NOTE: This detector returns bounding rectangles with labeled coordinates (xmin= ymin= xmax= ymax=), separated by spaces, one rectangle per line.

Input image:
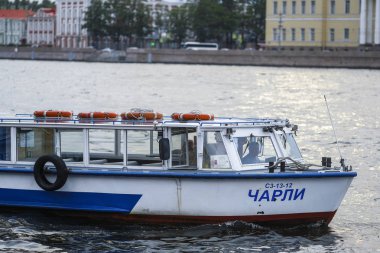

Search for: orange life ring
xmin=121 ymin=112 xmax=163 ymax=120
xmin=171 ymin=112 xmax=214 ymax=121
xmin=77 ymin=112 xmax=118 ymax=120
xmin=34 ymin=110 xmax=72 ymax=118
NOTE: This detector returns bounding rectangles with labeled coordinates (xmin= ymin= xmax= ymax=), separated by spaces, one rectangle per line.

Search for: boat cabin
xmin=0 ymin=112 xmax=302 ymax=171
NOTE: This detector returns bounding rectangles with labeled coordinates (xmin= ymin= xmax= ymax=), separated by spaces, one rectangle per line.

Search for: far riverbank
xmin=1 ymin=47 xmax=380 ymax=69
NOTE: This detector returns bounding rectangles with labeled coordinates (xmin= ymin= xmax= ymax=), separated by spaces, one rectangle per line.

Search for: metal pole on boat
xmin=324 ymin=95 xmax=345 ymax=169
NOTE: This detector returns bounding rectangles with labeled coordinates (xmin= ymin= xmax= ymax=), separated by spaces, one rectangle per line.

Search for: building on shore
xmin=0 ymin=10 xmax=34 ymax=46
xmin=27 ymin=8 xmax=56 ymax=47
xmin=55 ymin=0 xmax=90 ymax=49
xmin=265 ymin=0 xmax=361 ymax=48
xmin=360 ymin=0 xmax=380 ymax=45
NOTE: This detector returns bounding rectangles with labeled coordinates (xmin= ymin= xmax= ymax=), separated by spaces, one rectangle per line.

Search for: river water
xmin=0 ymin=60 xmax=379 ymax=252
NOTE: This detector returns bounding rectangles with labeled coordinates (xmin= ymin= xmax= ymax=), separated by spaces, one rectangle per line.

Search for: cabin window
xmin=127 ymin=130 xmax=160 ymax=166
xmin=279 ymin=133 xmax=302 ymax=159
xmin=59 ymin=129 xmax=84 ymax=163
xmin=89 ymin=129 xmax=123 ymax=165
xmin=202 ymin=131 xmax=230 ymax=169
xmin=234 ymin=136 xmax=277 ymax=165
xmin=0 ymin=127 xmax=11 ymax=161
xmin=171 ymin=128 xmax=197 ymax=167
xmin=17 ymin=128 xmax=54 ymax=162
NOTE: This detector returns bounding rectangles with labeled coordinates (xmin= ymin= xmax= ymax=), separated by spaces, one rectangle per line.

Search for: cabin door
xmin=169 ymin=127 xmax=197 ymax=168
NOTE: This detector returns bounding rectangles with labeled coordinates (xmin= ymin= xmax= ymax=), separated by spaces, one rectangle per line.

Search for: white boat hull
xmin=0 ymin=168 xmax=356 ymax=225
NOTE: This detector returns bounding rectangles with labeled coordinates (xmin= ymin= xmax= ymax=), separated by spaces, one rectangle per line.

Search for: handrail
xmin=0 ymin=115 xmax=291 ymax=128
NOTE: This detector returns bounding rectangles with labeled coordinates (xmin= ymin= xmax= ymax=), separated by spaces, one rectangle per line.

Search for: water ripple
xmin=0 ymin=60 xmax=379 ymax=252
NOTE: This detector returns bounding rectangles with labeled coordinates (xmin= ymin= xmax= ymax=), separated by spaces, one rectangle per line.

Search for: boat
xmin=0 ymin=110 xmax=356 ymax=225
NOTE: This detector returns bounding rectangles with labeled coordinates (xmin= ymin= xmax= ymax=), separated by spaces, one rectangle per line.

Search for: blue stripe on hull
xmin=0 ymin=188 xmax=142 ymax=213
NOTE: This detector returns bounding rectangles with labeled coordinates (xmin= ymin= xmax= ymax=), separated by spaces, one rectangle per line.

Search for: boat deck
xmin=0 ymin=164 xmax=357 ymax=179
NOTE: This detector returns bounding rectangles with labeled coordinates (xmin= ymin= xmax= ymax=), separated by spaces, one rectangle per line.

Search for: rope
xmin=130 ymin=108 xmax=153 ymax=113
xmin=190 ymin=110 xmax=202 ymax=114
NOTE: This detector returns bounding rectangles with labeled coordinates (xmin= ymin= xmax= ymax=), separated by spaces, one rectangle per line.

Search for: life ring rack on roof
xmin=34 ymin=110 xmax=72 ymax=119
xmin=77 ymin=112 xmax=118 ymax=120
xmin=120 ymin=108 xmax=163 ymax=121
xmin=171 ymin=111 xmax=214 ymax=121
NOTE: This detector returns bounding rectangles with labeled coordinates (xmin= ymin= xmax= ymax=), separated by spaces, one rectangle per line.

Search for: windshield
xmin=279 ymin=133 xmax=302 ymax=159
xmin=233 ymin=136 xmax=277 ymax=165
xmin=202 ymin=131 xmax=231 ymax=169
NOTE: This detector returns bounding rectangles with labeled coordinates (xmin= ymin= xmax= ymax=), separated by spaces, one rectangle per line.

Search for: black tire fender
xmin=34 ymin=154 xmax=69 ymax=191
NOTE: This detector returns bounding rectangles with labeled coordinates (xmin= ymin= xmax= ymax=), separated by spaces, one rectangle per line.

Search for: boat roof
xmin=0 ymin=114 xmax=292 ymax=129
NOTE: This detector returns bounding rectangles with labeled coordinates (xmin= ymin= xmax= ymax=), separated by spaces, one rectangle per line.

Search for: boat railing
xmin=199 ymin=117 xmax=290 ymax=128
xmin=0 ymin=117 xmax=161 ymax=126
xmin=0 ymin=115 xmax=291 ymax=128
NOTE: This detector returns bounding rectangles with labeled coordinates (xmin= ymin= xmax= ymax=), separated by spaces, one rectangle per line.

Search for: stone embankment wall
xmin=0 ymin=47 xmax=95 ymax=61
xmin=1 ymin=47 xmax=380 ymax=69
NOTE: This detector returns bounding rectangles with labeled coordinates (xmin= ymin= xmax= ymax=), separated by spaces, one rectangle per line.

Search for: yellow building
xmin=265 ymin=0 xmax=360 ymax=48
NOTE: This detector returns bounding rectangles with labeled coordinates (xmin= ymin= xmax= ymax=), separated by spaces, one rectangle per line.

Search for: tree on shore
xmin=40 ymin=0 xmax=54 ymax=8
xmin=82 ymin=0 xmax=266 ymax=49
xmin=192 ymin=0 xmax=222 ymax=43
xmin=243 ymin=0 xmax=266 ymax=46
xmin=104 ymin=0 xmax=130 ymax=46
xmin=220 ymin=0 xmax=239 ymax=48
xmin=192 ymin=0 xmax=242 ymax=48
xmin=169 ymin=4 xmax=192 ymax=47
xmin=83 ymin=0 xmax=152 ymax=48
xmin=82 ymin=0 xmax=108 ymax=48
xmin=133 ymin=0 xmax=152 ymax=47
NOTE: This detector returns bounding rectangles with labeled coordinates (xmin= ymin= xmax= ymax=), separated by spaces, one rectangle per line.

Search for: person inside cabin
xmin=242 ymin=142 xmax=261 ymax=164
xmin=188 ymin=140 xmax=196 ymax=166
xmin=237 ymin=137 xmax=246 ymax=158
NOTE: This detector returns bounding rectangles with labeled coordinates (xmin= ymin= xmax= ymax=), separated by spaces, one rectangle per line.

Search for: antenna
xmin=324 ymin=95 xmax=345 ymax=168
